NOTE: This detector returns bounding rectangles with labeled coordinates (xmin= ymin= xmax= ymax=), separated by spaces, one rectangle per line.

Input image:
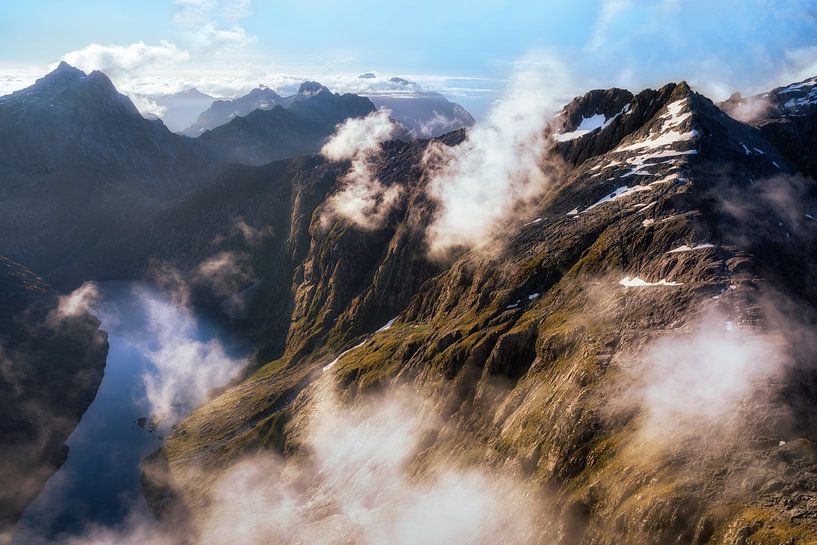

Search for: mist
xmin=610 ymin=309 xmax=792 ymax=450
xmin=54 ymin=382 xmax=541 ymax=545
xmin=129 ymin=284 xmax=245 ymax=428
xmin=422 ymin=60 xmax=568 ymax=257
xmin=320 ymin=110 xmax=403 ymax=230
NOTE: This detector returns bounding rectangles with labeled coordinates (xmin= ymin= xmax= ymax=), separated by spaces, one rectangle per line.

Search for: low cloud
xmin=320 ymin=110 xmax=403 ymax=230
xmin=422 ymin=59 xmax=569 ymax=257
xmin=230 ymin=216 xmax=272 ymax=245
xmin=51 ymin=282 xmax=100 ymax=321
xmin=610 ymin=310 xmax=792 ymax=449
xmin=132 ymin=284 xmax=244 ymax=428
xmin=720 ymin=93 xmax=773 ymax=123
xmin=59 ymin=383 xmax=540 ymax=545
xmin=194 ymin=251 xmax=254 ymax=297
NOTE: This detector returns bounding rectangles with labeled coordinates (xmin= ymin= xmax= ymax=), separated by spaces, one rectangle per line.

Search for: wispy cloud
xmin=320 ymin=110 xmax=403 ymax=230
xmin=422 ymin=56 xmax=570 ymax=257
xmin=61 ymin=383 xmax=542 ymax=545
xmin=62 ymin=42 xmax=190 ymax=79
xmin=172 ymin=0 xmax=256 ymax=50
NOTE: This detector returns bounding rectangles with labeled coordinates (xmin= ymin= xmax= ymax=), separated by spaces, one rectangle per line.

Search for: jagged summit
xmin=1 ymin=61 xmax=140 ymax=117
xmin=44 ymin=60 xmax=85 ymax=80
xmin=297 ymin=81 xmax=330 ymax=95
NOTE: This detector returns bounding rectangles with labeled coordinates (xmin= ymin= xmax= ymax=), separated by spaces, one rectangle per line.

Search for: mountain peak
xmin=298 ymin=81 xmax=329 ymax=95
xmin=35 ymin=61 xmax=86 ymax=87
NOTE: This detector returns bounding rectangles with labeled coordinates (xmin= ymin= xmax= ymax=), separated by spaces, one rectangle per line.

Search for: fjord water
xmin=14 ymin=282 xmax=247 ymax=544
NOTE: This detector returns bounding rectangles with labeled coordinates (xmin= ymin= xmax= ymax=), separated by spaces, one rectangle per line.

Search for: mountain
xmin=182 ymin=80 xmax=475 ymax=140
xmin=368 ymin=91 xmax=476 ymax=137
xmin=0 ymin=256 xmax=106 ymax=542
xmin=0 ymin=63 xmax=216 ymax=282
xmin=135 ymin=79 xmax=817 ymax=543
xmin=139 ymin=88 xmax=215 ymax=132
xmin=196 ymin=85 xmax=376 ymax=165
xmin=0 ymin=62 xmax=207 ymax=188
xmin=6 ymin=62 xmax=817 ymax=543
xmin=0 ymin=65 xmax=379 ymax=284
xmin=720 ymin=76 xmax=817 ymax=179
xmin=181 ymin=86 xmax=283 ymax=137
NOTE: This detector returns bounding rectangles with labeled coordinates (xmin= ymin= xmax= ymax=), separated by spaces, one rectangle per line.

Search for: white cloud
xmin=321 ymin=109 xmax=396 ymax=161
xmin=422 ymin=56 xmax=571 ymax=256
xmin=63 ymin=384 xmax=541 ymax=545
xmin=51 ymin=282 xmax=101 ymax=320
xmin=585 ymin=0 xmax=634 ymax=52
xmin=612 ymin=311 xmax=791 ymax=447
xmin=133 ymin=285 xmax=244 ymax=428
xmin=321 ymin=110 xmax=403 ymax=230
xmin=173 ymin=0 xmax=256 ymax=51
xmin=782 ymin=46 xmax=817 ymax=84
xmin=62 ymin=41 xmax=190 ymax=79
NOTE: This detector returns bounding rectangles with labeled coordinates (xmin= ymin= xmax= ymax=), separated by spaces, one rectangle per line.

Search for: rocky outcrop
xmin=0 ymin=257 xmax=107 ymax=544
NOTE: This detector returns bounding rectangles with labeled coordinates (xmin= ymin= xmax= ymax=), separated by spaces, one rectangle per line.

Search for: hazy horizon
xmin=3 ymin=1 xmax=817 ymax=120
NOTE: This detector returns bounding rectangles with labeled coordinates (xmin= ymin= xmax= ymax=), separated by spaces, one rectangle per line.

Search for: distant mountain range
xmin=0 ymin=63 xmax=378 ymax=279
xmin=146 ymin=80 xmax=475 ymax=139
xmin=138 ymin=88 xmax=216 ymax=132
xmin=367 ymin=91 xmax=475 ymax=137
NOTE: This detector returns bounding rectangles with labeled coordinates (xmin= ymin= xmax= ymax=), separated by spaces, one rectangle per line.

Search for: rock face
xmin=145 ymin=79 xmax=817 ymax=543
xmin=0 ymin=257 xmax=107 ymax=544
xmin=721 ymin=77 xmax=817 ymax=180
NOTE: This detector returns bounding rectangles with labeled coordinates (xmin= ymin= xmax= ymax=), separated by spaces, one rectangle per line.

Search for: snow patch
xmin=554 ymin=105 xmax=629 ymax=142
xmin=668 ymin=243 xmax=715 ymax=253
xmin=376 ymin=317 xmax=398 ymax=332
xmin=618 ymin=276 xmax=683 ymax=288
xmin=323 ymin=339 xmax=368 ymax=372
xmin=584 ymin=174 xmax=678 ymax=213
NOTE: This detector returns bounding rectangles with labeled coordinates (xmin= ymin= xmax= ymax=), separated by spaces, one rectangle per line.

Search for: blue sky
xmin=2 ymin=0 xmax=817 ymax=117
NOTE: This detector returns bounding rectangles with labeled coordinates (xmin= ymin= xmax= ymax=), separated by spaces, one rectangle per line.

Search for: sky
xmin=2 ymin=0 xmax=817 ymax=117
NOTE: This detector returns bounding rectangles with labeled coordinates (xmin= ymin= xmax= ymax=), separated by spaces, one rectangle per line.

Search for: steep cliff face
xmin=0 ymin=257 xmax=107 ymax=544
xmin=148 ymin=80 xmax=817 ymax=543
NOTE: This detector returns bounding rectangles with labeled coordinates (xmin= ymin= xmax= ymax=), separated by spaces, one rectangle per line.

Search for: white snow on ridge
xmin=554 ymin=104 xmax=630 ymax=142
xmin=554 ymin=114 xmax=606 ymax=142
xmin=783 ymin=87 xmax=817 ymax=110
xmin=376 ymin=317 xmax=398 ymax=332
xmin=618 ymin=276 xmax=683 ymax=288
xmin=584 ymin=173 xmax=679 ymax=213
xmin=323 ymin=339 xmax=368 ymax=372
xmin=668 ymin=243 xmax=715 ymax=253
xmin=620 ymin=151 xmax=693 ymax=177
xmin=616 ymin=128 xmax=699 ymax=153
xmin=779 ymin=78 xmax=817 ymax=94
xmin=659 ymin=99 xmax=692 ymax=130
